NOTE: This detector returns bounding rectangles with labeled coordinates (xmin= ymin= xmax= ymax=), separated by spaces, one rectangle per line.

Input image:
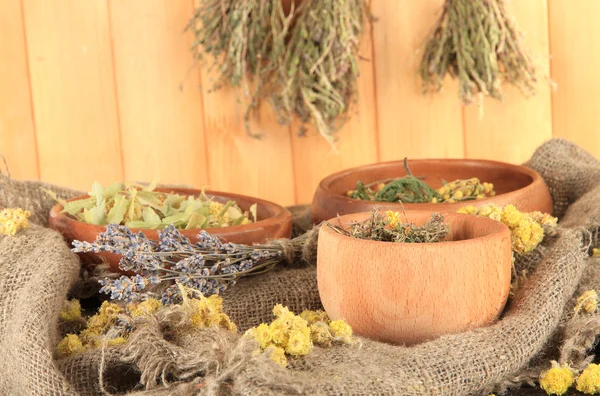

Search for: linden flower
xmin=0 ymin=207 xmax=31 ymax=236
xmin=57 ymin=334 xmax=85 ymax=358
xmin=60 ymin=299 xmax=82 ymax=322
xmin=285 ymin=327 xmax=312 ymax=356
xmin=128 ymin=298 xmax=162 ymax=317
xmin=208 ymin=201 xmax=224 ymax=216
xmin=574 ymin=290 xmax=598 ymax=314
xmin=576 ymin=363 xmax=600 ymax=394
xmin=386 ymin=211 xmax=402 ymax=228
xmin=539 ymin=361 xmax=575 ymax=396
xmin=254 ymin=323 xmax=272 ymax=349
xmin=265 ymin=346 xmax=288 ymax=367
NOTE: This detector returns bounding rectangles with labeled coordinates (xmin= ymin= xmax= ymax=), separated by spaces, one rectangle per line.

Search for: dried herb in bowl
xmin=43 ymin=181 xmax=256 ymax=229
xmin=347 ymin=158 xmax=496 ymax=204
xmin=327 ymin=209 xmax=450 ymax=243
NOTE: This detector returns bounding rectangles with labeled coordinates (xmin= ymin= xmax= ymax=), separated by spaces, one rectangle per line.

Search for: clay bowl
xmin=49 ymin=187 xmax=293 ymax=272
xmin=310 ymin=159 xmax=553 ymax=224
xmin=317 ymin=211 xmax=512 ymax=345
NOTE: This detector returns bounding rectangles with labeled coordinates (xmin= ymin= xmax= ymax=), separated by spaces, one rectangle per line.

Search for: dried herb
xmin=43 ymin=181 xmax=256 ymax=229
xmin=187 ymin=0 xmax=370 ymax=147
xmin=327 ymin=209 xmax=450 ymax=243
xmin=419 ymin=0 xmax=540 ymax=105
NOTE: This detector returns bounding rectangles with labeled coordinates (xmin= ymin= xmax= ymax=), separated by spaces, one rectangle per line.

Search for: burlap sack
xmin=1 ymin=138 xmax=600 ymax=396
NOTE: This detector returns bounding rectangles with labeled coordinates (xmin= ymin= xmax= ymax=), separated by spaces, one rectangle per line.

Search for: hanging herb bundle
xmin=419 ymin=0 xmax=539 ymax=104
xmin=187 ymin=0 xmax=369 ymax=147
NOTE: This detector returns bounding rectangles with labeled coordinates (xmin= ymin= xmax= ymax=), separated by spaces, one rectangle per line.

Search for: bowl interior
xmin=325 ymin=159 xmax=534 ymax=198
xmin=327 ymin=211 xmax=509 ymax=244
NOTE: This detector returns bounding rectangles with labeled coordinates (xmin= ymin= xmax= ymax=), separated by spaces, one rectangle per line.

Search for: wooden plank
xmin=23 ymin=0 xmax=123 ymax=189
xmin=290 ymin=23 xmax=379 ymax=205
xmin=109 ymin=0 xmax=208 ymax=187
xmin=549 ymin=0 xmax=600 ymax=158
xmin=199 ymin=73 xmax=296 ymax=206
xmin=0 ymin=0 xmax=39 ymax=180
xmin=463 ymin=0 xmax=552 ymax=164
xmin=372 ymin=0 xmax=464 ymax=161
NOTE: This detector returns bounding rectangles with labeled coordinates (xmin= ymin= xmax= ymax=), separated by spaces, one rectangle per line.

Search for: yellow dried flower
xmin=576 ymin=363 xmax=600 ymax=394
xmin=265 ymin=346 xmax=288 ymax=367
xmin=57 ymin=334 xmax=85 ymax=358
xmin=107 ymin=337 xmax=128 ymax=347
xmin=593 ymin=248 xmax=600 ymax=257
xmin=213 ymin=313 xmax=237 ymax=332
xmin=300 ymin=310 xmax=329 ymax=325
xmin=87 ymin=301 xmax=123 ymax=333
xmin=270 ymin=318 xmax=290 ymax=348
xmin=186 ymin=294 xmax=236 ymax=331
xmin=310 ymin=322 xmax=333 ymax=347
xmin=290 ymin=316 xmax=309 ymax=331
xmin=386 ymin=211 xmax=402 ymax=228
xmin=0 ymin=208 xmax=31 ymax=236
xmin=273 ymin=304 xmax=294 ymax=320
xmin=209 ymin=201 xmax=224 ymax=215
xmin=128 ymin=298 xmax=162 ymax=317
xmin=539 ymin=361 xmax=575 ymax=396
xmin=60 ymin=299 xmax=82 ymax=322
xmin=254 ymin=323 xmax=272 ymax=349
xmin=285 ymin=327 xmax=312 ymax=356
xmin=329 ymin=320 xmax=353 ymax=338
xmin=457 ymin=205 xmax=478 ymax=215
xmin=501 ymin=205 xmax=524 ymax=228
xmin=574 ymin=290 xmax=598 ymax=314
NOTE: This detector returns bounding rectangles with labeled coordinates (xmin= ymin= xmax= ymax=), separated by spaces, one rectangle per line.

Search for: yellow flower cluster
xmin=539 ymin=362 xmax=600 ymax=395
xmin=574 ymin=290 xmax=598 ymax=315
xmin=208 ymin=201 xmax=250 ymax=226
xmin=128 ymin=298 xmax=162 ymax=317
xmin=246 ymin=306 xmax=354 ymax=368
xmin=386 ymin=211 xmax=402 ymax=228
xmin=592 ymin=248 xmax=600 ymax=257
xmin=60 ymin=299 xmax=82 ymax=322
xmin=183 ymin=294 xmax=237 ymax=332
xmin=577 ymin=363 xmax=600 ymax=394
xmin=457 ymin=204 xmax=557 ymax=254
xmin=432 ymin=178 xmax=495 ymax=204
xmin=0 ymin=208 xmax=31 ymax=236
xmin=57 ymin=301 xmax=126 ymax=358
xmin=539 ymin=361 xmax=575 ymax=395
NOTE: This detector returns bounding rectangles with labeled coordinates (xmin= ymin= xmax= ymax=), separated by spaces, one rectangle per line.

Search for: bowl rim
xmin=317 ymin=158 xmax=543 ymax=202
xmin=48 ymin=187 xmax=292 ymax=235
xmin=319 ymin=210 xmax=511 ymax=248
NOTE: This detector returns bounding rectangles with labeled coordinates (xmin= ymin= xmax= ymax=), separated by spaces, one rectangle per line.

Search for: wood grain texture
xmin=290 ymin=21 xmax=379 ymax=205
xmin=549 ymin=0 xmax=600 ymax=158
xmin=464 ymin=0 xmax=553 ymax=164
xmin=199 ymin=75 xmax=296 ymax=207
xmin=109 ymin=0 xmax=208 ymax=187
xmin=22 ymin=0 xmax=123 ymax=189
xmin=0 ymin=0 xmax=39 ymax=180
xmin=317 ymin=211 xmax=512 ymax=345
xmin=371 ymin=0 xmax=464 ymax=161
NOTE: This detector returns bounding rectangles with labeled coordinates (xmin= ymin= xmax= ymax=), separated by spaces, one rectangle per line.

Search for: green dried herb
xmin=327 ymin=209 xmax=450 ymax=243
xmin=419 ymin=0 xmax=539 ymax=104
xmin=42 ymin=182 xmax=256 ymax=229
xmin=187 ymin=0 xmax=370 ymax=147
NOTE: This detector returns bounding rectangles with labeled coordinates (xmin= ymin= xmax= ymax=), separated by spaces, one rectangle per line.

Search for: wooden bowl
xmin=310 ymin=159 xmax=553 ymax=224
xmin=317 ymin=211 xmax=512 ymax=345
xmin=49 ymin=187 xmax=293 ymax=272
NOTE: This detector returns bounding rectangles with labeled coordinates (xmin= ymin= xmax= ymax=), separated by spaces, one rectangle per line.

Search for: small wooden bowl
xmin=49 ymin=188 xmax=293 ymax=272
xmin=310 ymin=159 xmax=553 ymax=224
xmin=317 ymin=211 xmax=512 ymax=345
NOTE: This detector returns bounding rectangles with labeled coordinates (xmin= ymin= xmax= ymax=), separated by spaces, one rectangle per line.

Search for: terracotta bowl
xmin=49 ymin=187 xmax=293 ymax=272
xmin=317 ymin=211 xmax=512 ymax=345
xmin=310 ymin=159 xmax=553 ymax=224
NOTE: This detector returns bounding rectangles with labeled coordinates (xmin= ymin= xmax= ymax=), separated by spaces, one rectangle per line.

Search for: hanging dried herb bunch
xmin=187 ymin=0 xmax=370 ymax=147
xmin=419 ymin=0 xmax=539 ymax=104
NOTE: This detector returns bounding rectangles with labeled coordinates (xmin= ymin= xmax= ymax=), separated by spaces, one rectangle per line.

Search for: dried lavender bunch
xmin=419 ymin=0 xmax=538 ymax=104
xmin=72 ymin=224 xmax=314 ymax=304
xmin=187 ymin=0 xmax=369 ymax=147
xmin=327 ymin=209 xmax=450 ymax=243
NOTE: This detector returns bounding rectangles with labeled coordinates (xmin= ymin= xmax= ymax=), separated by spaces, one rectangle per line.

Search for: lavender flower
xmin=74 ymin=224 xmax=294 ymax=304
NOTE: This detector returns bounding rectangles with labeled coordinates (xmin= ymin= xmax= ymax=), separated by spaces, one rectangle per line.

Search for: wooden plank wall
xmin=0 ymin=0 xmax=598 ymax=206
